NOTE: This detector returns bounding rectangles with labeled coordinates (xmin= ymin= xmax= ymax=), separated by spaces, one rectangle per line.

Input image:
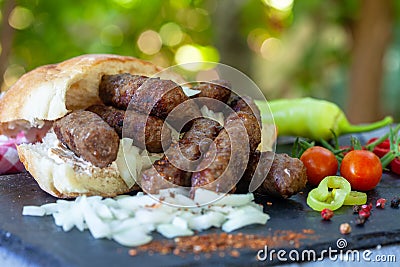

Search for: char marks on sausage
xmin=230 ymin=95 xmax=261 ymax=124
xmin=53 ymin=110 xmax=119 ymax=168
xmin=191 ymin=111 xmax=261 ymax=193
xmin=191 ymin=80 xmax=232 ymax=111
xmin=141 ymin=118 xmax=222 ymax=194
xmin=237 ymin=151 xmax=307 ymax=198
xmin=86 ymin=104 xmax=171 ymax=153
xmin=99 ymin=74 xmax=148 ymax=110
xmin=99 ymin=73 xmax=201 ymax=130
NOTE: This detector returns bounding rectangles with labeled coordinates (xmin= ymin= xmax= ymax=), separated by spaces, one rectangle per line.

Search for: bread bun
xmin=0 ymin=54 xmax=178 ymax=198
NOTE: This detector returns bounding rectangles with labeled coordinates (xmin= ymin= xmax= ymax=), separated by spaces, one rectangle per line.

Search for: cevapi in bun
xmin=0 ymin=54 xmax=186 ymax=198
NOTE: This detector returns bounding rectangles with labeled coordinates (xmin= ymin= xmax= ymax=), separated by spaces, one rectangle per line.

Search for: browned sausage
xmin=230 ymin=95 xmax=261 ymax=124
xmin=191 ymin=111 xmax=261 ymax=193
xmin=53 ymin=110 xmax=119 ymax=168
xmin=99 ymin=73 xmax=201 ymax=130
xmin=169 ymin=118 xmax=223 ymax=169
xmin=141 ymin=118 xmax=222 ymax=194
xmin=99 ymin=74 xmax=148 ymax=110
xmin=86 ymin=104 xmax=171 ymax=153
xmin=191 ymin=80 xmax=231 ymax=111
xmin=236 ymin=151 xmax=307 ymax=198
xmin=86 ymin=105 xmax=125 ymax=136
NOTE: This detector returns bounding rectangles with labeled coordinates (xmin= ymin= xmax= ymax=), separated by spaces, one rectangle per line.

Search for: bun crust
xmin=0 ymin=54 xmax=176 ymax=198
xmin=0 ymin=54 xmax=181 ymax=134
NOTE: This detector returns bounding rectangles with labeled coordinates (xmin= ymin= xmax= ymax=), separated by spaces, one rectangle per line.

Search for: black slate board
xmin=1 ymin=127 xmax=400 ymax=266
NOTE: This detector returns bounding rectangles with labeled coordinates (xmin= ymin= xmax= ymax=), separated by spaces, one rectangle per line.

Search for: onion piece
xmin=157 ymin=224 xmax=194 ymax=238
xmin=213 ymin=193 xmax=254 ymax=207
xmin=134 ymin=209 xmax=173 ymax=225
xmin=112 ymin=228 xmax=152 ymax=247
xmin=40 ymin=203 xmax=59 ymax=215
xmin=188 ymin=211 xmax=225 ymax=231
xmin=172 ymin=216 xmax=188 ymax=229
xmin=117 ymin=195 xmax=159 ymax=210
xmin=182 ymin=86 xmax=201 ymax=97
xmin=200 ymin=105 xmax=224 ymax=126
xmin=22 ymin=206 xmax=45 ymax=216
xmin=222 ymin=212 xmax=270 ymax=232
xmin=80 ymin=196 xmax=111 ymax=239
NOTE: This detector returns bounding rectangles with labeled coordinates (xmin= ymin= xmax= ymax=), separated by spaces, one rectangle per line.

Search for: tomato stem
xmin=351 ymin=136 xmax=362 ymax=150
xmin=381 ymin=151 xmax=396 ymax=169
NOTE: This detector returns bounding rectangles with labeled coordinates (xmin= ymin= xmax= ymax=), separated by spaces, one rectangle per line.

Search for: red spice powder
xmin=129 ymin=229 xmax=317 ymax=258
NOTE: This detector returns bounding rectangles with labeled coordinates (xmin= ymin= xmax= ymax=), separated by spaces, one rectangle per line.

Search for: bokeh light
xmin=137 ymin=30 xmax=162 ymax=55
xmin=175 ymin=44 xmax=219 ymax=71
xmin=159 ymin=23 xmax=183 ymax=47
xmin=247 ymin=28 xmax=270 ymax=53
xmin=263 ymin=0 xmax=294 ymax=11
xmin=8 ymin=6 xmax=34 ymax=30
xmin=175 ymin=45 xmax=203 ymax=70
xmin=260 ymin=37 xmax=282 ymax=61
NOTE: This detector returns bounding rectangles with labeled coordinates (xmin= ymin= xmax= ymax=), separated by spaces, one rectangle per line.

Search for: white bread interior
xmin=17 ymin=132 xmax=130 ymax=198
xmin=0 ymin=54 xmax=178 ymax=198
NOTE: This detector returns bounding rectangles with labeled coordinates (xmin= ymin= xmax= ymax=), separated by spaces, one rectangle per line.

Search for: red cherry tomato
xmin=300 ymin=146 xmax=339 ymax=186
xmin=340 ymin=150 xmax=382 ymax=191
xmin=366 ymin=137 xmax=391 ymax=158
xmin=389 ymin=157 xmax=400 ymax=175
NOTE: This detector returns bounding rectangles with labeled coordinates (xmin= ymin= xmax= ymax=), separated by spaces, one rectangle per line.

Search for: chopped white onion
xmin=93 ymin=202 xmax=113 ymax=220
xmin=22 ymin=206 xmax=45 ymax=216
xmin=117 ymin=195 xmax=159 ymax=210
xmin=40 ymin=203 xmax=59 ymax=215
xmin=188 ymin=211 xmax=225 ymax=231
xmin=80 ymin=196 xmax=111 ymax=239
xmin=222 ymin=212 xmax=270 ymax=233
xmin=22 ymin=189 xmax=270 ymax=247
xmin=213 ymin=193 xmax=254 ymax=206
xmin=172 ymin=216 xmax=188 ymax=229
xmin=157 ymin=224 xmax=194 ymax=238
xmin=200 ymin=105 xmax=225 ymax=126
xmin=182 ymin=86 xmax=201 ymax=97
xmin=116 ymin=138 xmax=140 ymax=188
xmin=113 ymin=228 xmax=152 ymax=247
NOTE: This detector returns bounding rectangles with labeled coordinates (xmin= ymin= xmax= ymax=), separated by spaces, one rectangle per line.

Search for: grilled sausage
xmin=99 ymin=74 xmax=148 ymax=110
xmin=230 ymin=95 xmax=261 ymax=124
xmin=99 ymin=73 xmax=201 ymax=130
xmin=236 ymin=151 xmax=307 ymax=198
xmin=86 ymin=105 xmax=125 ymax=136
xmin=191 ymin=111 xmax=261 ymax=193
xmin=191 ymin=80 xmax=231 ymax=111
xmin=141 ymin=118 xmax=222 ymax=194
xmin=86 ymin=104 xmax=171 ymax=153
xmin=53 ymin=110 xmax=119 ymax=168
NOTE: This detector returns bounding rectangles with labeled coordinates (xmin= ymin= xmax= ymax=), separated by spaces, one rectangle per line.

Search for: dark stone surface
xmin=1 ymin=126 xmax=400 ymax=266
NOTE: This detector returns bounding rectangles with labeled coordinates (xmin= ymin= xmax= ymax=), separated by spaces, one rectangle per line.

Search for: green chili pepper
xmin=255 ymin=98 xmax=393 ymax=140
xmin=307 ymin=176 xmax=351 ymax=211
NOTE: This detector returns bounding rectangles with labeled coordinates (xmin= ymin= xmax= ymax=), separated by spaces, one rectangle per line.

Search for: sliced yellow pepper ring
xmin=307 ymin=176 xmax=351 ymax=211
xmin=343 ymin=191 xmax=367 ymax=205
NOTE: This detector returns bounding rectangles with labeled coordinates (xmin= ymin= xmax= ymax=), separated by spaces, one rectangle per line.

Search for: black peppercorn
xmin=390 ymin=197 xmax=400 ymax=208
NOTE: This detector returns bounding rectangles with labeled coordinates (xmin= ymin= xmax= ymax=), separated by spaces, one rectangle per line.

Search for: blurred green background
xmin=1 ymin=0 xmax=399 ymax=123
